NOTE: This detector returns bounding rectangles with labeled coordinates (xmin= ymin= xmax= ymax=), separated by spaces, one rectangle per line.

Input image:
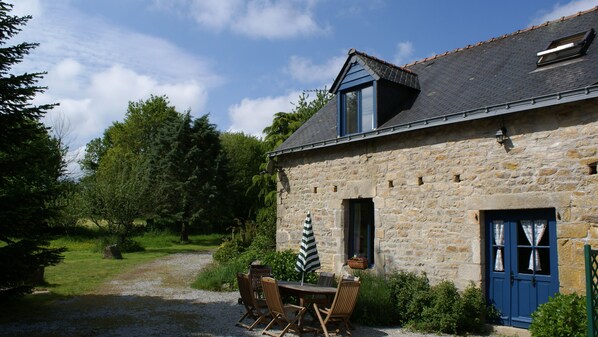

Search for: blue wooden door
xmin=486 ymin=209 xmax=559 ymax=328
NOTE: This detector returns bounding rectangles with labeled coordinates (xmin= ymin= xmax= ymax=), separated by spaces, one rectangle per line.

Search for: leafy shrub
xmin=414 ymin=281 xmax=461 ymax=334
xmin=482 ymin=302 xmax=503 ymax=325
xmin=261 ymin=250 xmax=317 ymax=283
xmin=387 ymin=271 xmax=430 ymax=324
xmin=249 ymin=231 xmax=276 ymax=254
xmin=408 ymin=280 xmax=488 ymax=335
xmin=96 ymin=235 xmax=144 ymax=253
xmin=192 ymin=248 xmax=259 ymax=292
xmin=213 ymin=219 xmax=259 ymax=263
xmin=529 ymin=293 xmax=587 ymax=337
xmin=251 ymin=204 xmax=277 ymax=252
xmin=207 ymin=201 xmax=277 ymax=285
xmin=353 ymin=272 xmax=399 ymax=326
xmin=459 ymin=283 xmax=487 ymax=334
xmin=192 ymin=258 xmax=248 ymax=291
xmin=351 ymin=271 xmax=488 ymax=334
xmin=213 ymin=207 xmax=277 ymax=264
xmin=119 ymin=239 xmax=144 ymax=253
xmin=193 ymin=249 xmax=318 ymax=291
xmin=212 ymin=239 xmax=245 ymax=263
xmin=232 ymin=220 xmax=258 ymax=247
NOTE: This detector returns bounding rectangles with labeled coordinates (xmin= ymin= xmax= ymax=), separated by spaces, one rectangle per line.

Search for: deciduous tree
xmin=249 ymin=90 xmax=334 ymax=253
xmin=256 ymin=89 xmax=334 ymax=206
xmin=79 ymin=96 xmax=179 ymax=245
xmin=220 ymin=132 xmax=267 ymax=222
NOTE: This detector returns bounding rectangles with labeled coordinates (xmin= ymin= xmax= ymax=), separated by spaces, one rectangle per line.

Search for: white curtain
xmin=521 ymin=220 xmax=547 ymax=271
xmin=493 ymin=221 xmax=505 ymax=272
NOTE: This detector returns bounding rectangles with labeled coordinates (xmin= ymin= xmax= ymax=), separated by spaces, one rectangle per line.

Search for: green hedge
xmin=352 ymin=272 xmax=398 ymax=326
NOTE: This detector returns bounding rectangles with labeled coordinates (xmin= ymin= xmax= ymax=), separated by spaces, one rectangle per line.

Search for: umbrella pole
xmin=301 ymin=272 xmax=305 ymax=286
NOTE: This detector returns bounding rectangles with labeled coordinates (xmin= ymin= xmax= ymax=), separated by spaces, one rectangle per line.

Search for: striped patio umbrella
xmin=295 ymin=211 xmax=321 ymax=285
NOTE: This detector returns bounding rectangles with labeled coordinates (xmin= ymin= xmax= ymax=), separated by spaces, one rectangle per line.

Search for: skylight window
xmin=537 ymin=29 xmax=595 ymax=66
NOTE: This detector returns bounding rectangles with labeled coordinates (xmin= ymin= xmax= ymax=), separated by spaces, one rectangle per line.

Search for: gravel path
xmin=0 ymin=253 xmax=504 ymax=337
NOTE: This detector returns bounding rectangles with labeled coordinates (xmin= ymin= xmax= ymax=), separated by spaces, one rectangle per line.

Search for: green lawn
xmin=41 ymin=232 xmax=223 ymax=297
xmin=0 ymin=231 xmax=223 ymax=322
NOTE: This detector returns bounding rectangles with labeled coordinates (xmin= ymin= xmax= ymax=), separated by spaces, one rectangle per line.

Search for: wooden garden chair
xmin=317 ymin=272 xmax=335 ymax=287
xmin=261 ymin=276 xmax=310 ymax=337
xmin=236 ymin=272 xmax=269 ymax=330
xmin=303 ymin=272 xmax=336 ymax=309
xmin=341 ymin=275 xmax=359 ymax=282
xmin=313 ymin=279 xmax=361 ymax=337
xmin=248 ymin=264 xmax=272 ymax=298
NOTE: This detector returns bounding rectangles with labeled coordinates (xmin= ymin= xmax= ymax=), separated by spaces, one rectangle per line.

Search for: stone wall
xmin=275 ymin=100 xmax=598 ymax=293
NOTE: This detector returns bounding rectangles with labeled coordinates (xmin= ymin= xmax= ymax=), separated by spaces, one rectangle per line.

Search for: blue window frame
xmin=340 ymin=84 xmax=375 ymax=136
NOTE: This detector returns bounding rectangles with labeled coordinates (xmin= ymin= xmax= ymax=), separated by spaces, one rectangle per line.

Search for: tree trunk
xmin=103 ymin=244 xmax=123 ymax=259
xmin=180 ymin=222 xmax=189 ymax=243
xmin=146 ymin=218 xmax=155 ymax=231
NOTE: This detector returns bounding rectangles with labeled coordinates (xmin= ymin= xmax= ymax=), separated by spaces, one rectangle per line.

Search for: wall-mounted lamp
xmin=495 ymin=127 xmax=507 ymax=145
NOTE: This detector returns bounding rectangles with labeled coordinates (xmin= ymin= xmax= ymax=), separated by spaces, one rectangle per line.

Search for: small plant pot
xmin=348 ymin=258 xmax=368 ymax=269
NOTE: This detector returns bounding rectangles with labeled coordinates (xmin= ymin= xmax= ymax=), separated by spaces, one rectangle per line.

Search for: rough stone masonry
xmin=275 ymin=100 xmax=598 ymax=294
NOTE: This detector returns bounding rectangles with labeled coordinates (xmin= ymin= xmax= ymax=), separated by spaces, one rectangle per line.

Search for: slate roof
xmin=273 ymin=7 xmax=598 ymax=157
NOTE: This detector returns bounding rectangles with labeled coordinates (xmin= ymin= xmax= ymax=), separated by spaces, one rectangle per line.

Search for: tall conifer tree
xmin=150 ymin=113 xmax=230 ymax=239
xmin=0 ymin=2 xmax=65 ymax=298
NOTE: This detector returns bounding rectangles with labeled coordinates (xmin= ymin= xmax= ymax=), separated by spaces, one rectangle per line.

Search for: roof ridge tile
xmin=349 ymin=48 xmax=416 ymax=74
xmin=404 ymin=6 xmax=598 ymax=67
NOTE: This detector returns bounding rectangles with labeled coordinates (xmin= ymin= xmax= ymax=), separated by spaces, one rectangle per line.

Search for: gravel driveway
xmin=0 ymin=253 xmax=507 ymax=337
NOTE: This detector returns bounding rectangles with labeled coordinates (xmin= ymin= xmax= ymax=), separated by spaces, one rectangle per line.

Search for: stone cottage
xmin=269 ymin=7 xmax=598 ymax=328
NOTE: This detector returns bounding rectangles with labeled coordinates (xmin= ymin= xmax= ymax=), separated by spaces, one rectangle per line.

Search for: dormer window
xmin=537 ymin=29 xmax=595 ymax=66
xmin=342 ymin=84 xmax=374 ymax=135
xmin=331 ymin=49 xmax=420 ymax=137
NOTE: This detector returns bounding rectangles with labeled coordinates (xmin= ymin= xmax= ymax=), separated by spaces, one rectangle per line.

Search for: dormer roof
xmin=330 ymin=49 xmax=420 ymax=93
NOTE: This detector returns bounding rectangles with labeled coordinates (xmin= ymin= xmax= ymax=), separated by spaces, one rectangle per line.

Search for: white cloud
xmin=285 ymin=54 xmax=345 ymax=83
xmin=232 ymin=1 xmax=326 ymax=39
xmin=7 ymin=0 xmax=219 ymax=157
xmin=64 ymin=146 xmax=86 ymax=179
xmin=41 ymin=63 xmax=207 ymax=151
xmin=393 ymin=41 xmax=415 ymax=66
xmin=9 ymin=0 xmax=41 ymax=18
xmin=88 ymin=65 xmax=157 ymax=108
xmin=159 ymin=82 xmax=208 ymax=113
xmin=530 ymin=0 xmax=597 ymax=25
xmin=44 ymin=58 xmax=84 ymax=97
xmin=157 ymin=0 xmax=328 ymax=39
xmin=19 ymin=6 xmax=220 ymax=84
xmin=228 ymin=91 xmax=302 ymax=137
xmin=189 ymin=0 xmax=244 ymax=30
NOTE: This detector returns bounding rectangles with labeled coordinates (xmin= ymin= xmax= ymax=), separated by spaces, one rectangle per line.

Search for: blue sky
xmin=7 ymin=0 xmax=598 ymax=175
